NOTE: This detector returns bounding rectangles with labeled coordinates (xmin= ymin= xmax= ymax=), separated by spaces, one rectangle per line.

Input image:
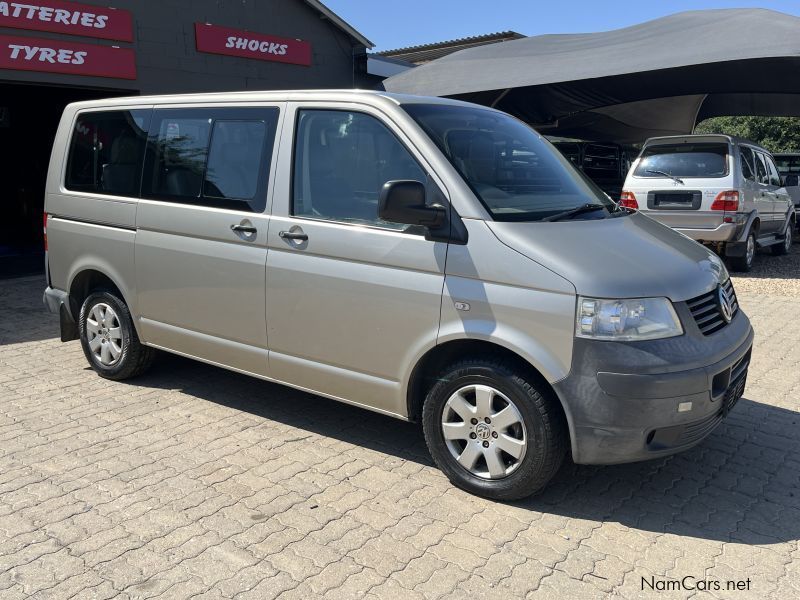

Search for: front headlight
xmin=576 ymin=297 xmax=683 ymax=341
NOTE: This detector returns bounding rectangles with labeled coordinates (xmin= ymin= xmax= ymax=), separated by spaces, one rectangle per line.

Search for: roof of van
xmin=62 ymin=89 xmax=481 ymax=111
xmin=642 ymin=134 xmax=769 ymax=152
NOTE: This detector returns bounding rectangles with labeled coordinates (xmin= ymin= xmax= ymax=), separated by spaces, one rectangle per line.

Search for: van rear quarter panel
xmin=46 ymin=218 xmax=138 ymax=316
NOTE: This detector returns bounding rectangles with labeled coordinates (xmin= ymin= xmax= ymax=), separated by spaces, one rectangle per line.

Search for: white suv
xmin=621 ymin=135 xmax=795 ymax=271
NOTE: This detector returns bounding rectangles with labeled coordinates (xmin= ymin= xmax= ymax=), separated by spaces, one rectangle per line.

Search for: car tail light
xmin=711 ymin=190 xmax=739 ymax=211
xmin=619 ymin=191 xmax=639 ymax=209
xmin=43 ymin=212 xmax=48 ymax=251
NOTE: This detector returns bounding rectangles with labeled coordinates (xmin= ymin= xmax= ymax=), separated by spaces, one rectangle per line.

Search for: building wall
xmin=0 ymin=0 xmax=367 ymax=94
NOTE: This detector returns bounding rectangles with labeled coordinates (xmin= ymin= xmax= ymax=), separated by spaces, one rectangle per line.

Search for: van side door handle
xmin=231 ymin=224 xmax=258 ymax=234
xmin=279 ymin=230 xmax=309 ymax=241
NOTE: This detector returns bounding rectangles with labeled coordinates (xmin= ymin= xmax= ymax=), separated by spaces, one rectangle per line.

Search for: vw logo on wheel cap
xmin=718 ymin=286 xmax=733 ymax=323
xmin=475 ymin=422 xmax=492 ymax=440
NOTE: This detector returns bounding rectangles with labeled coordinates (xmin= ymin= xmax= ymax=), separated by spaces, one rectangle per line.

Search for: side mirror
xmin=783 ymin=174 xmax=798 ymax=187
xmin=378 ymin=180 xmax=446 ymax=228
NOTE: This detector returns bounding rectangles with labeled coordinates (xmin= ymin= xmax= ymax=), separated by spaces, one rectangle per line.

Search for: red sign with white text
xmin=0 ymin=1 xmax=133 ymax=42
xmin=0 ymin=33 xmax=136 ymax=79
xmin=195 ymin=23 xmax=311 ymax=67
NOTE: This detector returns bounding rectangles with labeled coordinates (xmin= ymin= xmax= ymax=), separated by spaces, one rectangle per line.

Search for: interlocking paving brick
xmin=0 ymin=274 xmax=798 ymax=598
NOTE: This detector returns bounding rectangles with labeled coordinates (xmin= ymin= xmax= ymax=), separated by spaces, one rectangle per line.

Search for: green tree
xmin=694 ymin=116 xmax=800 ymax=152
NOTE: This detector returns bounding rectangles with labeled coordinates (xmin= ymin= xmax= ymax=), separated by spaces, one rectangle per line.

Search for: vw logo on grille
xmin=718 ymin=286 xmax=733 ymax=323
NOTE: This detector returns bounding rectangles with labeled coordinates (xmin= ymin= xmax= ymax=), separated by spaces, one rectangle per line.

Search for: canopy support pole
xmin=691 ymin=94 xmax=709 ymax=132
xmin=490 ymin=88 xmax=511 ymax=108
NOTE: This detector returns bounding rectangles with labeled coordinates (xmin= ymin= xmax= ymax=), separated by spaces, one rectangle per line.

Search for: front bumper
xmin=554 ymin=302 xmax=753 ymax=465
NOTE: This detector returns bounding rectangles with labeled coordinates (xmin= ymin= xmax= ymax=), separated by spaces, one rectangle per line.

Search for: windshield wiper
xmin=541 ymin=203 xmax=607 ymax=222
xmin=646 ymin=169 xmax=684 ymax=184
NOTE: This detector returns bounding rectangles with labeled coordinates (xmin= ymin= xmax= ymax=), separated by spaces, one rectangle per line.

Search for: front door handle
xmin=279 ymin=230 xmax=309 ymax=241
xmin=231 ymin=224 xmax=257 ymax=234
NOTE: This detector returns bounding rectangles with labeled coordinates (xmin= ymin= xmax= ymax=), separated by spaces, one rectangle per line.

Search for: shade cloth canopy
xmin=383 ymin=9 xmax=800 ymax=143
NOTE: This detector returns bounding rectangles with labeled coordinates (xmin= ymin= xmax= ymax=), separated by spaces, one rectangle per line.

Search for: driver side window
xmin=292 ymin=109 xmax=426 ymax=230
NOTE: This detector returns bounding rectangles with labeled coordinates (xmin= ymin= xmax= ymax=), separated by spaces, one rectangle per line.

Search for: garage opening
xmin=0 ymin=81 xmax=133 ymax=278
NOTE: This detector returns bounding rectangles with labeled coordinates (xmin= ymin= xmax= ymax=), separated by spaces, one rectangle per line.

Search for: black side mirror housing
xmin=783 ymin=174 xmax=798 ymax=187
xmin=378 ymin=180 xmax=446 ymax=229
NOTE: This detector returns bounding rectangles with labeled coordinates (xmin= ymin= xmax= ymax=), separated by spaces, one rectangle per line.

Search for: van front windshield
xmin=402 ymin=103 xmax=616 ymax=222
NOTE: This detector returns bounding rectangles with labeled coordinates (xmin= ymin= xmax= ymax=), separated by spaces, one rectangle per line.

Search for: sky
xmin=323 ymin=1 xmax=800 ymax=52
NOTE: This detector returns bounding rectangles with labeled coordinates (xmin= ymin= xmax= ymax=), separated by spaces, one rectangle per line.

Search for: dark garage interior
xmin=0 ymin=82 xmax=130 ymax=276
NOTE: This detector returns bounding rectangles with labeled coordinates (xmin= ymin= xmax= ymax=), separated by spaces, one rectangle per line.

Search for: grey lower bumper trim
xmin=554 ymin=311 xmax=754 ymax=465
xmin=43 ymin=287 xmax=79 ymax=342
xmin=43 ymin=287 xmax=69 ymax=315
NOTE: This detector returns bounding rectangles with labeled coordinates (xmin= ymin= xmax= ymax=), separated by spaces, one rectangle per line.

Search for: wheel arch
xmin=405 ymin=339 xmax=574 ymax=447
xmin=67 ymin=267 xmax=141 ymax=337
xmin=741 ymin=212 xmax=760 ymax=241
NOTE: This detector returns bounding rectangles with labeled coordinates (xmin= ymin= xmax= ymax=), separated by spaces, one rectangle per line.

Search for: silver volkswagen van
xmin=43 ymin=91 xmax=753 ymax=500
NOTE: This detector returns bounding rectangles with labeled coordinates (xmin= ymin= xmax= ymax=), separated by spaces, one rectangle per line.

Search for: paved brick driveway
xmin=0 ymin=274 xmax=798 ymax=599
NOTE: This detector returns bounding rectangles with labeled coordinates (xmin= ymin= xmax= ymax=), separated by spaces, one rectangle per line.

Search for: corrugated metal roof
xmin=378 ymin=31 xmax=524 ymax=64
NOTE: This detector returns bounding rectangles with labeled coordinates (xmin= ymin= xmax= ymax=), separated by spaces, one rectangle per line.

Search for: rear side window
xmin=142 ymin=107 xmax=279 ymax=212
xmin=754 ymin=152 xmax=769 ymax=185
xmin=633 ymin=143 xmax=729 ymax=178
xmin=65 ymin=110 xmax=150 ymax=197
xmin=763 ymin=154 xmax=782 ymax=187
xmin=739 ymin=146 xmax=756 ymax=182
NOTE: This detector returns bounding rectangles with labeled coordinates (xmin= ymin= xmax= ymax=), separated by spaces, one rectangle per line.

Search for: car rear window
xmin=634 ymin=143 xmax=729 ymax=178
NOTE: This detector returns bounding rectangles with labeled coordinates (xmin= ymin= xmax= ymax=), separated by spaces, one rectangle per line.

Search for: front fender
xmin=437 ymin=279 xmax=575 ymax=385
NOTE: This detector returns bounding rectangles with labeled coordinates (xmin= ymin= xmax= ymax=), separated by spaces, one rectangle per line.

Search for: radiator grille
xmin=687 ymin=279 xmax=739 ymax=336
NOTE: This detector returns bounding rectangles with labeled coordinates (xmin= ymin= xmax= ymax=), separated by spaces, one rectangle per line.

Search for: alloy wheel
xmin=441 ymin=384 xmax=527 ymax=479
xmin=86 ymin=303 xmax=123 ymax=366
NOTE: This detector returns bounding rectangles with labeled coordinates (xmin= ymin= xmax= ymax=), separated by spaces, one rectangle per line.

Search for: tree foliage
xmin=694 ymin=116 xmax=800 ymax=152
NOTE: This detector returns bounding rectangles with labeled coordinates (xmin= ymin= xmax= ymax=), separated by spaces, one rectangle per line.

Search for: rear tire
xmin=772 ymin=224 xmax=793 ymax=256
xmin=728 ymin=231 xmax=756 ymax=272
xmin=79 ymin=290 xmax=155 ymax=380
xmin=422 ymin=357 xmax=567 ymax=500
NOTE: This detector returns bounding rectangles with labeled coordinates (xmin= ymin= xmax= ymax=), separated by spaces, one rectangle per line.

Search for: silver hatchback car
xmin=621 ymin=135 xmax=795 ymax=272
xmin=43 ymin=91 xmax=753 ymax=499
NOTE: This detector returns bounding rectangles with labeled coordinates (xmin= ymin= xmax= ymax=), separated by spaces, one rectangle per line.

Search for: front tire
xmin=79 ymin=290 xmax=155 ymax=380
xmin=422 ymin=358 xmax=567 ymax=500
